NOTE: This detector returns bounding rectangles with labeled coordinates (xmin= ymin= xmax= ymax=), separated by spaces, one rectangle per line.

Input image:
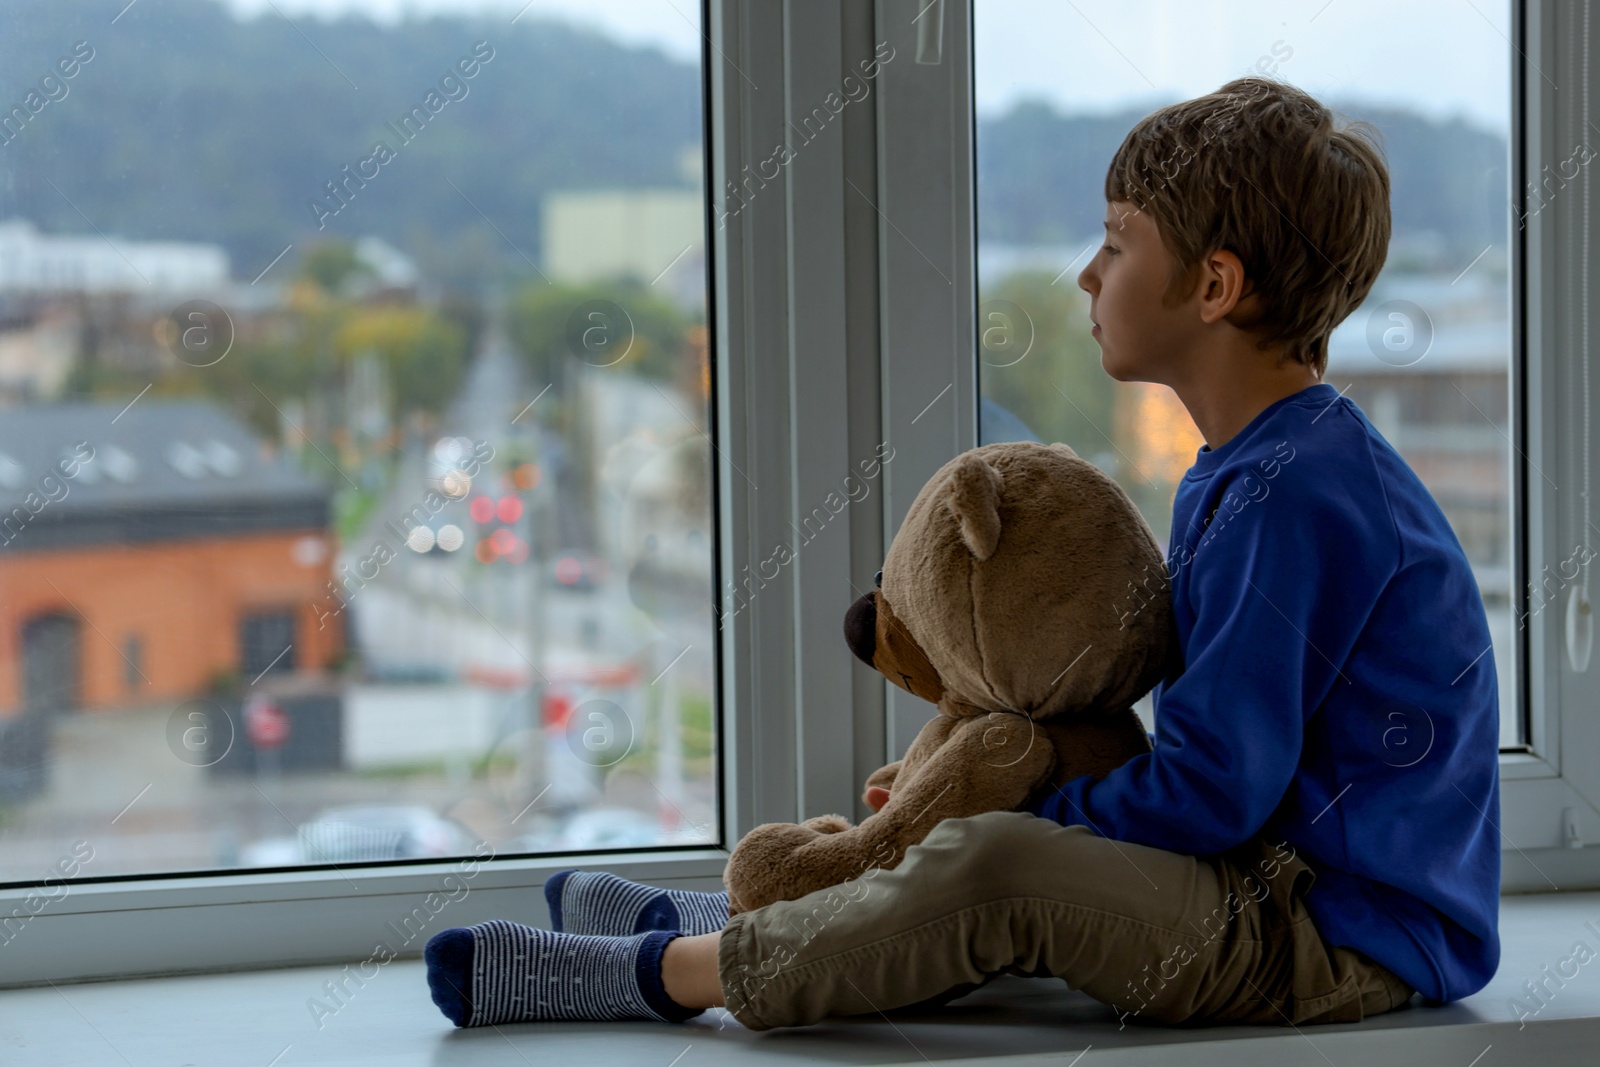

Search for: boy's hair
xmin=1105 ymin=77 xmax=1390 ymax=378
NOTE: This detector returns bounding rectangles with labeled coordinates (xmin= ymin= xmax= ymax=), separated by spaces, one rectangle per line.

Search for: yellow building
xmin=542 ymin=188 xmax=704 ymax=298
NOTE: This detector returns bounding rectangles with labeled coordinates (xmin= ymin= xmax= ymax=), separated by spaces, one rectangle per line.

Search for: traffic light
xmin=471 ymin=493 xmax=528 ymax=564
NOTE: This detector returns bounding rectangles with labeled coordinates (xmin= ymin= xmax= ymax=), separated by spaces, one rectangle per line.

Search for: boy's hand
xmin=865 ymin=786 xmax=891 ymax=812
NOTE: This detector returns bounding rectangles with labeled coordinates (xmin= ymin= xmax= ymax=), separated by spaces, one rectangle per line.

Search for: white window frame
xmin=5 ymin=0 xmax=1590 ymax=988
xmin=1499 ymin=0 xmax=1600 ymax=887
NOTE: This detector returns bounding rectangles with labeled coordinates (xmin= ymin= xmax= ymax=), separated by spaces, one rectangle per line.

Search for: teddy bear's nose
xmin=843 ymin=590 xmax=878 ymax=667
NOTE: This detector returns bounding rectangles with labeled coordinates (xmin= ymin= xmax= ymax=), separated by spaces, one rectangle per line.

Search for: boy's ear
xmin=1198 ymin=246 xmax=1252 ymax=325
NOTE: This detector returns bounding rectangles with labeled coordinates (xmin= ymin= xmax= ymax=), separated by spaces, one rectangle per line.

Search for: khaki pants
xmin=717 ymin=811 xmax=1414 ymax=1032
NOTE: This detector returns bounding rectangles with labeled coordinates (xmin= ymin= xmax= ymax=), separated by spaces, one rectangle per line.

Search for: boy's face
xmin=1076 ymin=200 xmax=1198 ymax=385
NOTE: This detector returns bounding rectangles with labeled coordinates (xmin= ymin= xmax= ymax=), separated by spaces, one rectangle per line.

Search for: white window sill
xmin=3 ymin=890 xmax=1595 ymax=1066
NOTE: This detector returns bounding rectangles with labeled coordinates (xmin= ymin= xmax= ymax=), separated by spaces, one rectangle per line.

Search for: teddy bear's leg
xmin=725 ymin=819 xmax=896 ymax=915
xmin=728 ymin=714 xmax=965 ymax=913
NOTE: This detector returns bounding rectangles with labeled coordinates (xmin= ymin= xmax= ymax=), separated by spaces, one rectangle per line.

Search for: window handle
xmin=1568 ymin=583 xmax=1593 ymax=673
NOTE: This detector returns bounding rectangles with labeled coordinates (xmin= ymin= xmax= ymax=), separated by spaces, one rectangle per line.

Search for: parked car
xmin=505 ymin=807 xmax=663 ymax=854
xmin=240 ymin=804 xmax=477 ymax=866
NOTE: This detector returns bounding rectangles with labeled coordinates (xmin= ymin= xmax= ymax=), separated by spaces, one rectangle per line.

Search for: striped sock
xmin=423 ymin=920 xmax=702 ymax=1027
xmin=544 ymin=870 xmax=730 ymax=937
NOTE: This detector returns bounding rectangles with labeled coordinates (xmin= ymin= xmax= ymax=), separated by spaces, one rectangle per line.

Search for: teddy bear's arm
xmin=873 ymin=712 xmax=1054 ymax=832
xmin=861 ymin=712 xmax=958 ymax=804
xmin=724 ymin=711 xmax=1057 ymax=914
xmin=863 ymin=760 xmax=900 ymax=794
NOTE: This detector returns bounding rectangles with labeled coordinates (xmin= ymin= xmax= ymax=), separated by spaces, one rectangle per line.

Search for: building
xmin=1323 ymin=271 xmax=1512 ymax=580
xmin=0 ymin=400 xmax=340 ymax=721
xmin=0 ymin=219 xmax=229 ymax=295
xmin=0 ymin=300 xmax=76 ymax=399
xmin=542 ymin=189 xmax=705 ymax=309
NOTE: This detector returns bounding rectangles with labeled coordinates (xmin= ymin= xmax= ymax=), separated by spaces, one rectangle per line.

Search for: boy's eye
xmin=1101 ymin=244 xmax=1118 ymax=255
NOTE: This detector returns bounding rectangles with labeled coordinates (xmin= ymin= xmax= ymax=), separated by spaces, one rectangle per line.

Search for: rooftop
xmin=0 ymin=399 xmax=328 ymax=551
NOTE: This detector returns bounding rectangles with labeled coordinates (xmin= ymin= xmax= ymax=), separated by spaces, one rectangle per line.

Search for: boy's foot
xmin=424 ymin=921 xmax=704 ymax=1027
xmin=544 ymin=870 xmax=730 ymax=937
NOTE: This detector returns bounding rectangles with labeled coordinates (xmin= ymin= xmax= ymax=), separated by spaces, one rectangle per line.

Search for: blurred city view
xmin=974 ymin=1 xmax=1520 ymax=747
xmin=0 ymin=0 xmax=714 ymax=881
xmin=0 ymin=0 xmax=1523 ymax=884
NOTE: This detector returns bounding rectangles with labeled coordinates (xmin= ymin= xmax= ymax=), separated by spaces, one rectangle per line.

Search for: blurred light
xmin=432 ymin=437 xmax=466 ymax=464
xmin=439 ymin=469 xmax=472 ymax=498
xmin=490 ymin=528 xmax=517 ymax=555
xmin=475 ymin=540 xmax=497 ymax=564
xmin=437 ymin=524 xmax=464 ymax=552
xmin=543 ymin=690 xmax=574 ymax=728
xmin=1131 ymin=383 xmax=1205 ymax=485
xmin=555 ymin=556 xmax=583 ymax=585
xmin=291 ymin=536 xmax=328 ymax=566
xmin=469 ymin=496 xmax=495 ymax=524
xmin=512 ymin=462 xmax=541 ymax=490
xmin=496 ymin=496 xmax=523 ymax=523
xmin=406 ymin=527 xmax=436 ymax=553
xmin=507 ymin=541 xmax=529 ymax=565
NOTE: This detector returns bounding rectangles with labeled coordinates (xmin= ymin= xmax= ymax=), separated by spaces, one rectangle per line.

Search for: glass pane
xmin=0 ymin=1 xmax=717 ymax=884
xmin=974 ymin=0 xmax=1517 ymax=746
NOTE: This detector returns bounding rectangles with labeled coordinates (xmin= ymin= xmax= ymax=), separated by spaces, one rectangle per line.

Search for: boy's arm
xmin=1029 ymin=469 xmax=1398 ymax=855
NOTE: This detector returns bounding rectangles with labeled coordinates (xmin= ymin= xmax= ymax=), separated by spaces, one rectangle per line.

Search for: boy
xmin=423 ymin=76 xmax=1501 ymax=1031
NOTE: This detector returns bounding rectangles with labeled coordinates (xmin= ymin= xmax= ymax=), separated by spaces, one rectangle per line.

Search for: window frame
xmin=1498 ymin=0 xmax=1600 ymax=885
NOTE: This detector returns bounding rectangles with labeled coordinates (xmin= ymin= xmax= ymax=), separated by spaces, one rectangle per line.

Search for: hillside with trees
xmin=0 ymin=1 xmax=1508 ymax=287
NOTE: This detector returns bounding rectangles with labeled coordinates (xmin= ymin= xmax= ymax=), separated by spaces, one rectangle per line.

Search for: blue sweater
xmin=1028 ymin=381 xmax=1501 ymax=1003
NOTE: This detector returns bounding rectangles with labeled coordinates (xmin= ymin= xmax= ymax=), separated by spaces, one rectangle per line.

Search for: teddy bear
xmin=721 ymin=440 xmax=1177 ymax=915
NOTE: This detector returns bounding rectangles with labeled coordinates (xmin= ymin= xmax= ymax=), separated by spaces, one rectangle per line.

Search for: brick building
xmin=0 ymin=400 xmax=340 ymax=794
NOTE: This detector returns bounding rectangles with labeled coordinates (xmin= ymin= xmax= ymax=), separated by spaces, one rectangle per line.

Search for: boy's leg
xmin=714 ymin=810 xmax=1413 ymax=1031
xmin=544 ymin=870 xmax=729 ymax=936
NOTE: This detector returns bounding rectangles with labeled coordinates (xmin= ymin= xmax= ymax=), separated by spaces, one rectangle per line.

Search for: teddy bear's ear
xmin=945 ymin=452 xmax=1004 ymax=561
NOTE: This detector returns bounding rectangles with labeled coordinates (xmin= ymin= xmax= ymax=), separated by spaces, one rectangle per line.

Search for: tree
xmin=299 ymin=240 xmax=374 ymax=296
xmin=508 ymin=279 xmax=693 ymax=392
xmin=979 ymin=269 xmax=1114 ymax=455
xmin=334 ymin=305 xmax=469 ymax=417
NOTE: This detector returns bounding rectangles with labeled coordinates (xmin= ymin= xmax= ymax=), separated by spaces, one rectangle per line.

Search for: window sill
xmin=4 ymin=890 xmax=1595 ymax=1066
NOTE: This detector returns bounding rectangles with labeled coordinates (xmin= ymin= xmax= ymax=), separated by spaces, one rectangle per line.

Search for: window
xmin=0 ymin=2 xmax=718 ymax=889
xmin=2 ymin=0 xmax=1595 ymax=987
xmin=974 ymin=0 xmax=1520 ymax=746
xmin=122 ymin=634 xmax=143 ymax=693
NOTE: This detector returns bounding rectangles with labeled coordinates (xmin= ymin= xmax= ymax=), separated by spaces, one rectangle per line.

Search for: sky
xmin=222 ymin=0 xmax=1513 ymax=132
